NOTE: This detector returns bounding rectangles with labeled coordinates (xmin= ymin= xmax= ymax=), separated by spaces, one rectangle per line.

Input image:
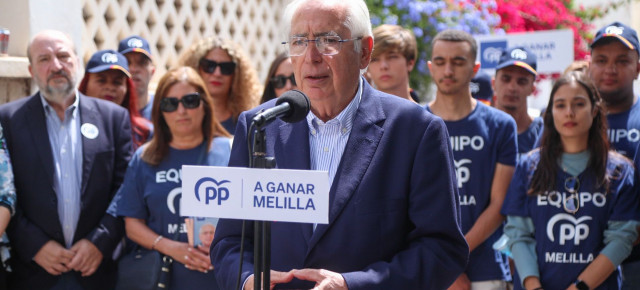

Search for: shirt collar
xmin=306 ymin=77 xmax=362 ymax=134
xmin=40 ymin=91 xmax=80 ymax=117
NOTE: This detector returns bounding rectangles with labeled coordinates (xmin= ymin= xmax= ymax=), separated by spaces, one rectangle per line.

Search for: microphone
xmin=251 ymin=90 xmax=310 ymax=127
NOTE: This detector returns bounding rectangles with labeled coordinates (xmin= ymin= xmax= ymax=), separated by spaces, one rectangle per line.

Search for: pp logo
xmin=546 ymin=213 xmax=591 ymax=245
xmin=480 ymin=41 xmax=507 ymax=69
xmin=194 ymin=177 xmax=230 ymax=205
xmin=510 ymin=49 xmax=528 ymax=60
xmin=605 ymin=26 xmax=624 ymax=35
xmin=127 ymin=38 xmax=144 ymax=48
xmin=454 ymin=159 xmax=472 ymax=188
xmin=470 ymin=82 xmax=480 ymax=94
xmin=483 ymin=47 xmax=503 ymax=64
xmin=101 ymin=53 xmax=118 ymax=63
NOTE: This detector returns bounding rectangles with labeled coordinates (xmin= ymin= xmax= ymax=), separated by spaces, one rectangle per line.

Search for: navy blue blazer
xmin=0 ymin=92 xmax=132 ymax=290
xmin=212 ymin=81 xmax=468 ymax=289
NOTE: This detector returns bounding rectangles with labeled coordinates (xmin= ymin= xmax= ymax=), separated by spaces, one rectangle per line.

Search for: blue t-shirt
xmin=607 ymin=98 xmax=640 ymax=159
xmin=628 ymin=143 xmax=640 ymax=263
xmin=117 ymin=137 xmax=231 ymax=290
xmin=427 ymin=102 xmax=518 ymax=281
xmin=221 ymin=117 xmax=236 ymax=135
xmin=140 ymin=94 xmax=154 ymax=121
xmin=518 ymin=117 xmax=543 ymax=155
xmin=502 ymin=151 xmax=640 ymax=289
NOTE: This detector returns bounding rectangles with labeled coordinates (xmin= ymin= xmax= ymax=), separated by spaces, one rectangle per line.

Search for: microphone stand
xmin=251 ymin=126 xmax=275 ymax=290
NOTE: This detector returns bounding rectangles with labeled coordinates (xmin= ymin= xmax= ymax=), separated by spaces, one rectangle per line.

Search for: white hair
xmin=283 ymin=0 xmax=372 ymax=74
xmin=283 ymin=0 xmax=372 ymax=53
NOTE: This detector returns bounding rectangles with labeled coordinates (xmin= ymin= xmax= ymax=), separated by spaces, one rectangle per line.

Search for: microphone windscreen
xmin=276 ymin=90 xmax=310 ymax=123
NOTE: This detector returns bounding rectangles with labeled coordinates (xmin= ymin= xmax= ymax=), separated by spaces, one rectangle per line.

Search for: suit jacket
xmin=0 ymin=92 xmax=132 ymax=290
xmin=212 ymin=80 xmax=468 ymax=289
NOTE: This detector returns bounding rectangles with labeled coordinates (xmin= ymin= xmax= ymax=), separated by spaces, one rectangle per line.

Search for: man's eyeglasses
xmin=270 ymin=74 xmax=296 ymax=89
xmin=199 ymin=59 xmax=236 ymax=75
xmin=282 ymin=36 xmax=363 ymax=57
xmin=563 ymin=176 xmax=580 ymax=214
xmin=160 ymin=93 xmax=202 ymax=112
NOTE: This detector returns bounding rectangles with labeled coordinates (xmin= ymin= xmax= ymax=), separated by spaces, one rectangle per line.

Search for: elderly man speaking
xmin=211 ymin=1 xmax=468 ymax=289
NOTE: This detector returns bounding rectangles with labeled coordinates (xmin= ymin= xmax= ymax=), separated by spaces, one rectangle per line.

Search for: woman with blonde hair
xmin=116 ymin=66 xmax=230 ymax=289
xmin=179 ymin=36 xmax=261 ymax=134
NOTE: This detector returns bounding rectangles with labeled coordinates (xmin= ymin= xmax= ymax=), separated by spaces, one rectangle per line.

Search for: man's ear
xmin=360 ymin=36 xmax=374 ymax=69
xmin=407 ymin=59 xmax=416 ymax=73
xmin=472 ymin=62 xmax=480 ymax=76
xmin=491 ymin=77 xmax=496 ymax=92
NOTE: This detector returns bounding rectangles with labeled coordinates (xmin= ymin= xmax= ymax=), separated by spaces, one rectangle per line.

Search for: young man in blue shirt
xmin=589 ymin=21 xmax=640 ymax=289
xmin=118 ymin=35 xmax=156 ymax=121
xmin=493 ymin=47 xmax=543 ymax=155
xmin=427 ymin=29 xmax=518 ymax=289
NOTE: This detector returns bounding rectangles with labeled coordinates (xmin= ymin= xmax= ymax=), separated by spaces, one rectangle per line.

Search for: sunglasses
xmin=160 ymin=93 xmax=202 ymax=112
xmin=199 ymin=59 xmax=236 ymax=75
xmin=563 ymin=176 xmax=580 ymax=214
xmin=270 ymin=74 xmax=296 ymax=89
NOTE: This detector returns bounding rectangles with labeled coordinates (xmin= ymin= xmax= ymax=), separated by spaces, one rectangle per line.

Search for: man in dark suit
xmin=211 ymin=1 xmax=468 ymax=289
xmin=0 ymin=30 xmax=132 ymax=290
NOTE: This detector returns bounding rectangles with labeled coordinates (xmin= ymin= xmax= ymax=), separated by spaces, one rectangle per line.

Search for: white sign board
xmin=181 ymin=166 xmax=330 ymax=224
xmin=474 ymin=29 xmax=574 ymax=74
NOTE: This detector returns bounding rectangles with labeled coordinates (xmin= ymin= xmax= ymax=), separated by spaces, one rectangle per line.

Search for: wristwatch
xmin=574 ymin=280 xmax=589 ymax=290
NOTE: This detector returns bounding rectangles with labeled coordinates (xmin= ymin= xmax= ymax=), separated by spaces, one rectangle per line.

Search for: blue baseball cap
xmin=470 ymin=70 xmax=493 ymax=103
xmin=591 ymin=22 xmax=639 ymax=55
xmin=86 ymin=49 xmax=131 ymax=78
xmin=495 ymin=47 xmax=537 ymax=76
xmin=118 ymin=35 xmax=153 ymax=59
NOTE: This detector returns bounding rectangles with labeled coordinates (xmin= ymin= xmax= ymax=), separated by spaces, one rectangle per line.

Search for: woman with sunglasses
xmin=79 ymin=49 xmax=151 ymax=148
xmin=502 ymin=71 xmax=640 ymax=290
xmin=116 ymin=67 xmax=231 ymax=289
xmin=260 ymin=52 xmax=298 ymax=104
xmin=179 ymin=36 xmax=261 ymax=135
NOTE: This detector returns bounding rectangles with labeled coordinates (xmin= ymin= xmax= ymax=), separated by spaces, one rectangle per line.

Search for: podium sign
xmin=181 ymin=166 xmax=330 ymax=224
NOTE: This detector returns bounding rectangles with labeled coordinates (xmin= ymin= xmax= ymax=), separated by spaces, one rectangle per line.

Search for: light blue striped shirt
xmin=307 ymin=78 xmax=362 ymax=189
xmin=41 ymin=93 xmax=83 ymax=248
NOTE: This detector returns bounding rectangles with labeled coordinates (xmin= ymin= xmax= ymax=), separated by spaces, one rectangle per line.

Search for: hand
xmin=167 ymin=240 xmax=213 ymax=273
xmin=196 ymin=244 xmax=210 ymax=255
xmin=33 ymin=240 xmax=75 ymax=275
xmin=292 ymin=268 xmax=348 ymax=290
xmin=523 ymin=276 xmax=542 ymax=290
xmin=447 ymin=273 xmax=470 ymax=290
xmin=244 ymin=270 xmax=294 ymax=290
xmin=68 ymin=239 xmax=103 ymax=277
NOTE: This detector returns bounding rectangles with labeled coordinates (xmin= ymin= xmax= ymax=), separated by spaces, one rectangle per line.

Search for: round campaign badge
xmin=81 ymin=123 xmax=99 ymax=139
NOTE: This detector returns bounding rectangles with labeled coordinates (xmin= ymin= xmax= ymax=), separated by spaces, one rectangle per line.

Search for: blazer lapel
xmin=274 ymin=120 xmax=313 ymax=242
xmin=306 ymin=83 xmax=386 ymax=252
xmin=274 ymin=119 xmax=310 ymax=170
xmin=78 ymin=96 xmax=100 ymax=196
xmin=25 ymin=93 xmax=56 ymax=188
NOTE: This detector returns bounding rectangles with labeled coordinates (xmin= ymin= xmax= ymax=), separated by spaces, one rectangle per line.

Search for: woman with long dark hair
xmin=79 ymin=49 xmax=151 ymax=148
xmin=260 ymin=52 xmax=297 ymax=104
xmin=502 ymin=71 xmax=640 ymax=289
